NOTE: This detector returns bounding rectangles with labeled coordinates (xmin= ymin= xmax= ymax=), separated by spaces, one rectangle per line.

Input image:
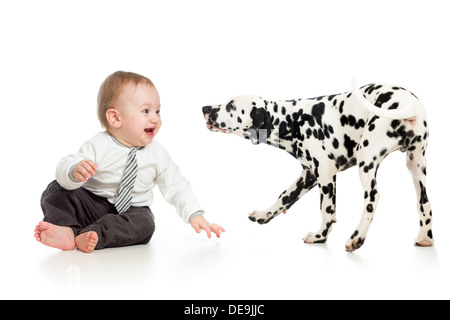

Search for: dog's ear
xmin=249 ymin=107 xmax=274 ymax=144
xmin=250 ymin=107 xmax=273 ymax=130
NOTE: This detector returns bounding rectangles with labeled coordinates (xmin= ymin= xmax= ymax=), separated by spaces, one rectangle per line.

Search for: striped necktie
xmin=115 ymin=147 xmax=138 ymax=214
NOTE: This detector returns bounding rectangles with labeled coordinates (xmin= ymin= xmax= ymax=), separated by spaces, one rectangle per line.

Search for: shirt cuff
xmin=188 ymin=210 xmax=204 ymax=222
xmin=68 ymin=164 xmax=80 ymax=183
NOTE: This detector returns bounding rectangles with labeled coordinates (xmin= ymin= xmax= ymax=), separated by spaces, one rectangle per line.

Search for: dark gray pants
xmin=40 ymin=180 xmax=155 ymax=250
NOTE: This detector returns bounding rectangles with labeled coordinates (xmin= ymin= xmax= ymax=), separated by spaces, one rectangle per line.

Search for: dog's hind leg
xmin=345 ymin=147 xmax=388 ymax=252
xmin=345 ymin=161 xmax=380 ymax=252
xmin=407 ymin=144 xmax=433 ymax=247
xmin=303 ymin=173 xmax=337 ymax=244
xmin=249 ymin=168 xmax=317 ymax=224
xmin=345 ymin=121 xmax=394 ymax=252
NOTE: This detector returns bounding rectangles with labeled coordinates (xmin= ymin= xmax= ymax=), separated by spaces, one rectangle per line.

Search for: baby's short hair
xmin=97 ymin=71 xmax=154 ymax=129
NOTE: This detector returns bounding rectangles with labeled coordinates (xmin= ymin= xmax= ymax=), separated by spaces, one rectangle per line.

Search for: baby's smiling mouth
xmin=144 ymin=128 xmax=155 ymax=135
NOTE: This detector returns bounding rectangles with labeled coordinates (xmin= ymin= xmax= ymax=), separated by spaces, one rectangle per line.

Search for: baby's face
xmin=114 ymin=83 xmax=161 ymax=147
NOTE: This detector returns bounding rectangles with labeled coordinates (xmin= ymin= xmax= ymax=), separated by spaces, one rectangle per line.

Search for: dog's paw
xmin=248 ymin=210 xmax=275 ymax=224
xmin=302 ymin=232 xmax=327 ymax=244
xmin=345 ymin=231 xmax=365 ymax=252
xmin=414 ymin=236 xmax=434 ymax=247
xmin=414 ymin=230 xmax=434 ymax=247
xmin=415 ymin=240 xmax=434 ymax=247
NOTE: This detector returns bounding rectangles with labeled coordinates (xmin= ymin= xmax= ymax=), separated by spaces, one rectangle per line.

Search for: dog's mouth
xmin=206 ymin=122 xmax=227 ymax=133
xmin=204 ymin=114 xmax=227 ymax=133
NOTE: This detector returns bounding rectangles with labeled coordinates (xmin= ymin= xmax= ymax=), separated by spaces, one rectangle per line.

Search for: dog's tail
xmin=352 ymin=78 xmax=417 ymax=119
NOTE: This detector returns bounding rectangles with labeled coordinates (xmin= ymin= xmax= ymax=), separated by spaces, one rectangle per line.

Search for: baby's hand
xmin=73 ymin=160 xmax=97 ymax=182
xmin=190 ymin=216 xmax=225 ymax=239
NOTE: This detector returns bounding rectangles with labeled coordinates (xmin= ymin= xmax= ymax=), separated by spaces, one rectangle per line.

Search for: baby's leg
xmin=38 ymin=180 xmax=116 ymax=251
xmin=80 ymin=206 xmax=155 ymax=249
xmin=34 ymin=221 xmax=76 ymax=250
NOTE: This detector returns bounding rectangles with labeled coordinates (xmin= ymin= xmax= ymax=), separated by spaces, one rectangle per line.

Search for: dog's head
xmin=202 ymin=95 xmax=274 ymax=144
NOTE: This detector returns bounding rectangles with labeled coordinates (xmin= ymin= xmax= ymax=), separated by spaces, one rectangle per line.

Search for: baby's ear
xmin=106 ymin=109 xmax=121 ymax=128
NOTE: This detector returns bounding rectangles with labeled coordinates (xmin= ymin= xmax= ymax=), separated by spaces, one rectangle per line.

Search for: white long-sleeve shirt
xmin=56 ymin=131 xmax=204 ymax=223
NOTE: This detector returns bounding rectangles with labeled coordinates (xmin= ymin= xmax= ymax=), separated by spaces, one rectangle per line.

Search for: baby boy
xmin=34 ymin=71 xmax=224 ymax=253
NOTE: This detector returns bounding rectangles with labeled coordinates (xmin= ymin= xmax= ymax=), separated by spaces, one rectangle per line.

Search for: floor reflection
xmin=37 ymin=244 xmax=156 ymax=298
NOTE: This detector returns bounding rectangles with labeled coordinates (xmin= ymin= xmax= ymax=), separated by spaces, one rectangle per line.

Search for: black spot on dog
xmin=311 ymin=102 xmax=325 ymax=127
xmin=364 ymin=162 xmax=374 ymax=173
xmin=388 ymin=102 xmax=399 ymax=110
xmin=374 ymin=92 xmax=394 ymax=108
xmin=344 ymin=134 xmax=357 ymax=157
xmin=364 ymin=84 xmax=382 ymax=95
xmin=333 ymin=138 xmax=339 ymax=149
xmin=340 ymin=115 xmax=349 ymax=126
xmin=321 ymin=220 xmax=335 ymax=237
xmin=300 ymin=114 xmax=315 ymax=127
xmin=336 ymin=155 xmax=348 ymax=169
xmin=391 ymin=119 xmax=401 ymax=129
xmin=339 ymin=101 xmax=345 ymax=113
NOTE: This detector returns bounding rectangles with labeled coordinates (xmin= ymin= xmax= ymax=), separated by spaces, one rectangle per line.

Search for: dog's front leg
xmin=303 ymin=174 xmax=337 ymax=244
xmin=249 ymin=169 xmax=317 ymax=224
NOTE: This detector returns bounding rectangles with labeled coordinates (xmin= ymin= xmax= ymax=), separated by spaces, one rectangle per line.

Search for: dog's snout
xmin=202 ymin=106 xmax=212 ymax=115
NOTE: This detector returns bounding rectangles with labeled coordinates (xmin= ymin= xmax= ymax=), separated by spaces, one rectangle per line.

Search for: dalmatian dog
xmin=202 ymin=79 xmax=433 ymax=252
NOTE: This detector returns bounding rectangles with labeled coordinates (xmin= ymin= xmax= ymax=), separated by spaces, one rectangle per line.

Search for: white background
xmin=1 ymin=0 xmax=449 ymax=299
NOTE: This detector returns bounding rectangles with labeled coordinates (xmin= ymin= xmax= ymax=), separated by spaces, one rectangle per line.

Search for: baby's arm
xmin=56 ymin=137 xmax=98 ymax=190
xmin=154 ymin=142 xmax=226 ymax=235
xmin=189 ymin=215 xmax=225 ymax=238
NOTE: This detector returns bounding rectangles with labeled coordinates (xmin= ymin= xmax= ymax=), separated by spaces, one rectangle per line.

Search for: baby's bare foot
xmin=75 ymin=231 xmax=98 ymax=253
xmin=34 ymin=221 xmax=76 ymax=250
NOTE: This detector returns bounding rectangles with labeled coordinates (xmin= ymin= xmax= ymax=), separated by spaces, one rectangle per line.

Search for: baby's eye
xmin=142 ymin=109 xmax=149 ymax=114
xmin=156 ymin=109 xmax=161 ymax=115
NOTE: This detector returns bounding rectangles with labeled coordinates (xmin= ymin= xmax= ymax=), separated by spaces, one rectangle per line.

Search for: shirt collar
xmin=107 ymin=132 xmax=144 ymax=150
